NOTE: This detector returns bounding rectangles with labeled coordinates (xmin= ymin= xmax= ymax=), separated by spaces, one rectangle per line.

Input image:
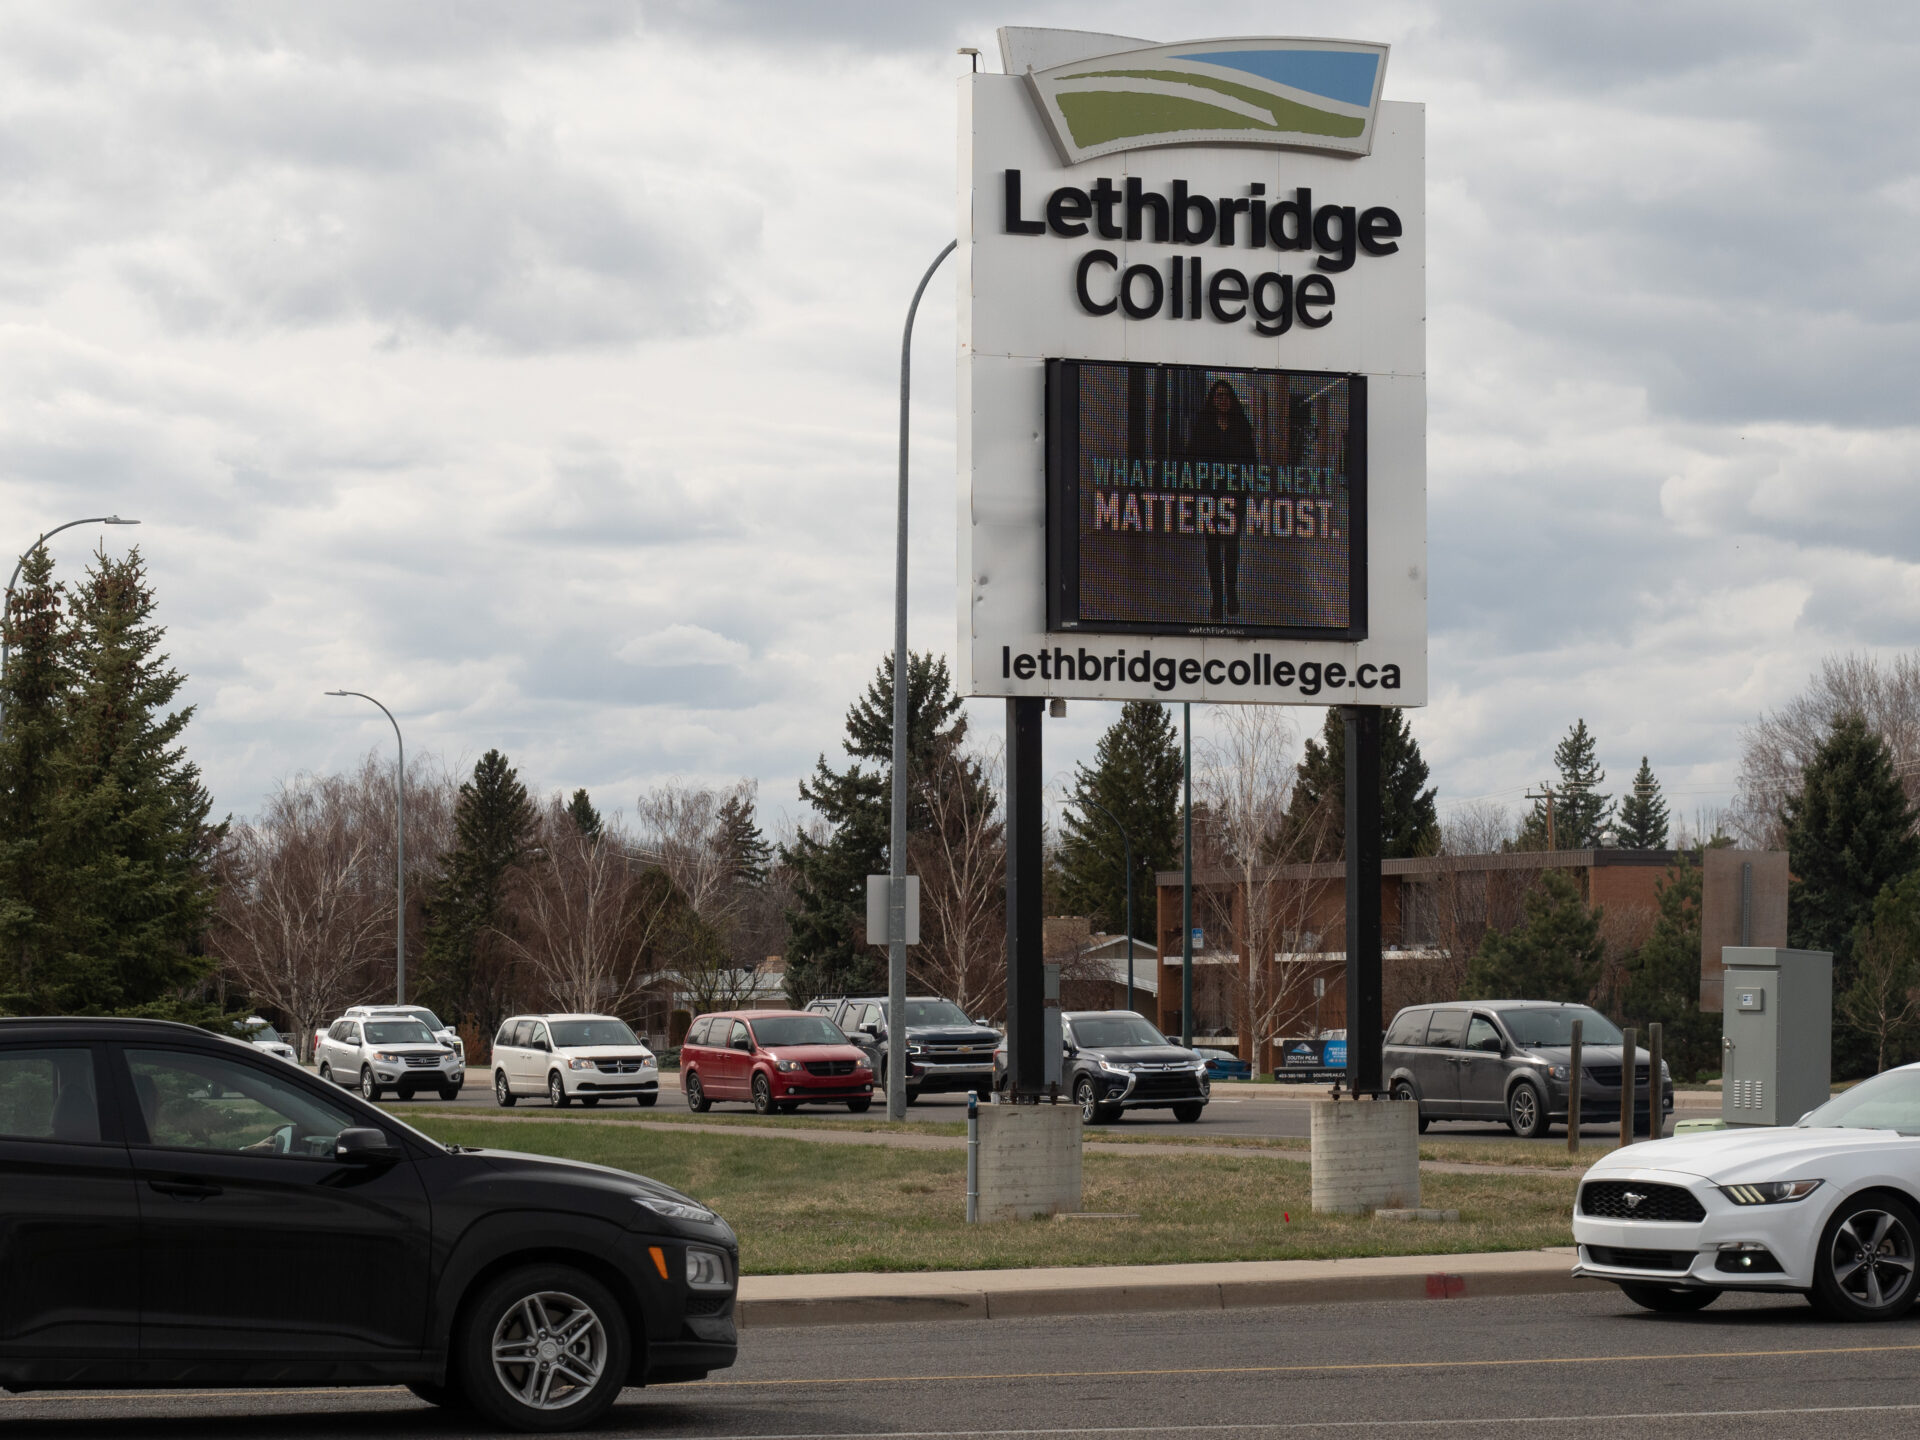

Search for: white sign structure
xmin=957 ymin=30 xmax=1425 ymax=708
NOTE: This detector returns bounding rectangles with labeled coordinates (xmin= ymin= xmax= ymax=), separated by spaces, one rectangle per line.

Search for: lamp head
xmin=103 ymin=516 xmax=139 ymax=526
xmin=325 ymin=690 xmax=349 ymax=697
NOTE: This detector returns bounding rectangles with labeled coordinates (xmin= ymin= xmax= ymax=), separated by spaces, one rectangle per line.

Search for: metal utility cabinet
xmin=1721 ymin=947 xmax=1832 ymax=1127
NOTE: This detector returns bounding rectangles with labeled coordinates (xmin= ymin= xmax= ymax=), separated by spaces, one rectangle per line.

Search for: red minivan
xmin=681 ymin=1010 xmax=874 ymax=1114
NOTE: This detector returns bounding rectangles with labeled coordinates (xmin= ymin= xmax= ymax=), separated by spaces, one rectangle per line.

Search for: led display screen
xmin=1046 ymin=359 xmax=1366 ymax=640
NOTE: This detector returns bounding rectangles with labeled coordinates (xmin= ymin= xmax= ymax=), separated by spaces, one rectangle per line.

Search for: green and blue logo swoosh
xmin=1023 ymin=38 xmax=1389 ymax=163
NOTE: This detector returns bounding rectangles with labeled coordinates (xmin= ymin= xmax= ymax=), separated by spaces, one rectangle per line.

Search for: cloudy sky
xmin=3 ymin=1 xmax=1915 ymax=841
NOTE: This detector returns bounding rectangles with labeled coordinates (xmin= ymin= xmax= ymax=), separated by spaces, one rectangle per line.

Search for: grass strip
xmin=404 ymin=1115 xmax=1576 ymax=1277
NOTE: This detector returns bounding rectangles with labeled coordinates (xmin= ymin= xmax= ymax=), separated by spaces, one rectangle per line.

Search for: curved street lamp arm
xmin=326 ymin=689 xmax=407 ymax=1004
xmin=5 ymin=516 xmax=140 ymax=608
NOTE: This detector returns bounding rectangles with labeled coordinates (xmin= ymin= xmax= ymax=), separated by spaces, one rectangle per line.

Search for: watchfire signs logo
xmin=1022 ymin=38 xmax=1390 ymax=164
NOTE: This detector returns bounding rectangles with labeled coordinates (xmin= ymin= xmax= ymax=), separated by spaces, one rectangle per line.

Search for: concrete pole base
xmin=976 ymin=1103 xmax=1082 ymax=1220
xmin=1310 ymin=1098 xmax=1420 ymax=1214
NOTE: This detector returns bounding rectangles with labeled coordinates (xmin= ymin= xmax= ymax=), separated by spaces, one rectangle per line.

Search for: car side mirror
xmin=336 ymin=1128 xmax=401 ymax=1164
xmin=734 ymin=1039 xmax=752 ymax=1053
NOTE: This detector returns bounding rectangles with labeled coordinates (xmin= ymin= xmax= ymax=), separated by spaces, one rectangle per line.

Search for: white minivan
xmin=492 ymin=1014 xmax=659 ymax=1109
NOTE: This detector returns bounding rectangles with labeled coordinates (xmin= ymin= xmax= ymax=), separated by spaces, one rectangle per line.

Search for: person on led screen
xmin=1185 ymin=378 xmax=1258 ymax=621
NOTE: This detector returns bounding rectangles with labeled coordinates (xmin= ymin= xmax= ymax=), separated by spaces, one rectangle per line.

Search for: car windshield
xmin=549 ymin=1019 xmax=640 ymax=1048
xmin=903 ymin=1000 xmax=971 ymax=1027
xmin=363 ymin=1021 xmax=435 ymax=1045
xmin=1072 ymin=1015 xmax=1168 ymax=1048
xmin=400 ymin=1007 xmax=446 ymax=1032
xmin=245 ymin=1023 xmax=282 ymax=1044
xmin=1498 ymin=1006 xmax=1622 ymax=1048
xmin=1799 ymin=1069 xmax=1920 ymax=1131
xmin=752 ymin=1016 xmax=848 ymax=1047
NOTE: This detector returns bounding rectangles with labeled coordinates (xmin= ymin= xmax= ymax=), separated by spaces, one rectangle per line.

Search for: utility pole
xmin=1525 ymin=782 xmax=1557 ymax=851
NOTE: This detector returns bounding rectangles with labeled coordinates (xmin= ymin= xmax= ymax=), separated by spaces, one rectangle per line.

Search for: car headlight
xmin=907 ymin=1044 xmax=924 ymax=1056
xmin=1661 ymin=1060 xmax=1670 ymax=1080
xmin=1545 ymin=1064 xmax=1570 ymax=1081
xmin=1721 ymin=1180 xmax=1823 ymax=1205
xmin=634 ymin=1195 xmax=718 ymax=1224
xmin=373 ymin=1051 xmax=403 ymax=1063
xmin=774 ymin=1057 xmax=803 ymax=1072
xmin=1098 ymin=1058 xmax=1133 ymax=1075
xmin=566 ymin=1057 xmax=594 ymax=1070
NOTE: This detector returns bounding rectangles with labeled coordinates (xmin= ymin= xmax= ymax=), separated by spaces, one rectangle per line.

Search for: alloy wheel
xmin=1830 ymin=1209 xmax=1917 ymax=1312
xmin=489 ymin=1289 xmax=607 ymax=1412
xmin=548 ymin=1073 xmax=568 ymax=1108
xmin=1075 ymin=1076 xmax=1099 ymax=1123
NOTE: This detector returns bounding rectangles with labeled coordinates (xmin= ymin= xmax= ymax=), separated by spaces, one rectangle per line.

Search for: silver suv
xmin=342 ymin=1003 xmax=466 ymax=1066
xmin=316 ymin=1014 xmax=464 ymax=1101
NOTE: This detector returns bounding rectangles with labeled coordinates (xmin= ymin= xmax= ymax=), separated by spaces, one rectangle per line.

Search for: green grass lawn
xmin=402 ymin=1115 xmax=1576 ymax=1277
xmin=391 ymin=1102 xmax=1607 ymax=1169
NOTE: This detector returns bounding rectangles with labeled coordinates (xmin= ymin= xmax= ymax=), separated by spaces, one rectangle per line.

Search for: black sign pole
xmin=1005 ymin=697 xmax=1045 ymax=1099
xmin=1343 ymin=705 xmax=1384 ymax=1096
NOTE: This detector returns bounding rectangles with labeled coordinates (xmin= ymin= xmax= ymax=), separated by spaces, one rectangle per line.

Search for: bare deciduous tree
xmin=212 ymin=765 xmax=399 ymax=1061
xmin=1734 ymin=652 xmax=1920 ymax=848
xmin=1196 ymin=707 xmax=1328 ymax=1070
xmin=498 ymin=802 xmax=675 ymax=1017
xmin=910 ymin=743 xmax=1005 ymax=1019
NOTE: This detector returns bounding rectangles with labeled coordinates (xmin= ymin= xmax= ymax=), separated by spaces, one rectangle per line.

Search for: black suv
xmin=825 ymin=996 xmax=1002 ymax=1103
xmin=1382 ymin=1000 xmax=1671 ymax=1139
xmin=994 ymin=1010 xmax=1210 ymax=1123
xmin=0 ymin=1018 xmax=736 ymax=1431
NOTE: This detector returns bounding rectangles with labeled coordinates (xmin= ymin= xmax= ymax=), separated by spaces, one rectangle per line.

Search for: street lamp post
xmin=887 ymin=237 xmax=957 ymax=1123
xmin=1079 ymin=797 xmax=1136 ymax=1016
xmin=327 ymin=690 xmax=406 ymax=1004
xmin=0 ymin=516 xmax=140 ymax=720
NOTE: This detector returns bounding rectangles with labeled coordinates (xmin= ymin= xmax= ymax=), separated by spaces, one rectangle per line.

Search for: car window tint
xmin=729 ymin=1021 xmax=751 ymax=1049
xmin=495 ymin=1022 xmax=516 ymax=1047
xmin=511 ymin=1021 xmax=534 ymax=1048
xmin=532 ymin=1024 xmax=550 ymax=1048
xmin=1423 ymin=1010 xmax=1468 ymax=1048
xmin=0 ymin=1048 xmax=100 ymax=1143
xmin=127 ymin=1049 xmax=360 ymax=1159
xmin=1465 ymin=1016 xmax=1503 ymax=1053
xmin=863 ymin=1005 xmax=884 ymax=1029
xmin=1383 ymin=1010 xmax=1428 ymax=1046
xmin=686 ymin=1019 xmax=710 ymax=1047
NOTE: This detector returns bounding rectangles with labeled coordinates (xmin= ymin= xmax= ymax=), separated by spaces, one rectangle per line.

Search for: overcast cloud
xmin=2 ymin=1 xmax=1916 ymax=840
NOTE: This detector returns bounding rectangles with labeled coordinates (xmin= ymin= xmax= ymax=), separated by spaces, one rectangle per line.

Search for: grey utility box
xmin=1721 ymin=947 xmax=1832 ymax=1127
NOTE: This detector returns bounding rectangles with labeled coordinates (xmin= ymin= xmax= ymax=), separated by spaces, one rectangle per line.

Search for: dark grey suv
xmin=1382 ymin=1001 xmax=1671 ymax=1139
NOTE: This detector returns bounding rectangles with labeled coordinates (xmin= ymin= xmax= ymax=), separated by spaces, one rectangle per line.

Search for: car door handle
xmin=148 ymin=1178 xmax=222 ymax=1200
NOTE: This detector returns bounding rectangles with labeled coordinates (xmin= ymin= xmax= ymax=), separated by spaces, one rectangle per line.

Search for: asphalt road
xmin=405 ymin=1074 xmax=1712 ymax=1145
xmin=10 ymin=1288 xmax=1920 ymax=1437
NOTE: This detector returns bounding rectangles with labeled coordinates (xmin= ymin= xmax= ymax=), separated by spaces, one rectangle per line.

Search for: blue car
xmin=1193 ymin=1047 xmax=1252 ymax=1082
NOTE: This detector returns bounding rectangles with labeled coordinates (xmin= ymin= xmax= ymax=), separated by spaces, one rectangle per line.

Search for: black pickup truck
xmin=814 ymin=996 xmax=1002 ymax=1104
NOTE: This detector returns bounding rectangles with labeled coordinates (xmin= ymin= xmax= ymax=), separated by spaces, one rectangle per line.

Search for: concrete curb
xmin=737 ymin=1248 xmax=1604 ymax=1328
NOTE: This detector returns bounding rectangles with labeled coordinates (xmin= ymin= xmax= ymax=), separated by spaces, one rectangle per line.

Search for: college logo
xmin=1021 ymin=37 xmax=1390 ymax=164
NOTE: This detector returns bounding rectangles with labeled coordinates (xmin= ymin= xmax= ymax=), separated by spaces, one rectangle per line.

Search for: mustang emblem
xmin=1624 ymin=1191 xmax=1647 ymax=1211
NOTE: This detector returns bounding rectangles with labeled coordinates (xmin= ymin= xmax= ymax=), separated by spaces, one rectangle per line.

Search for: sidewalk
xmin=737 ymin=1248 xmax=1600 ymax=1328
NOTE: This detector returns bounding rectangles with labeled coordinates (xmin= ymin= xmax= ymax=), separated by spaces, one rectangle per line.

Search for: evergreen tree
xmin=1056 ymin=702 xmax=1182 ymax=939
xmin=1519 ymin=719 xmax=1613 ymax=849
xmin=1614 ymin=757 xmax=1670 ymax=850
xmin=1620 ymin=858 xmax=1720 ymax=1079
xmin=1785 ymin=711 xmax=1919 ymax=993
xmin=1466 ymin=869 xmax=1604 ymax=1002
xmin=716 ymin=786 xmax=771 ymax=887
xmin=783 ymin=652 xmax=989 ymax=1003
xmin=1839 ymin=872 xmax=1920 ymax=1075
xmin=1282 ymin=708 xmax=1439 ymax=859
xmin=0 ymin=546 xmax=70 ymax=1010
xmin=420 ymin=749 xmax=535 ymax=1032
xmin=38 ymin=549 xmax=224 ymax=1015
xmin=563 ymin=788 xmax=602 ymax=841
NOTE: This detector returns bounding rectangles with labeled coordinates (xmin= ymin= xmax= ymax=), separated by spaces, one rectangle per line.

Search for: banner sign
xmin=1276 ymin=1036 xmax=1348 ymax=1081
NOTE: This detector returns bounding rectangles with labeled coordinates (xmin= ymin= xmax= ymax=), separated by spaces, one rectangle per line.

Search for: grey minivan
xmin=1382 ymin=1000 xmax=1671 ymax=1139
